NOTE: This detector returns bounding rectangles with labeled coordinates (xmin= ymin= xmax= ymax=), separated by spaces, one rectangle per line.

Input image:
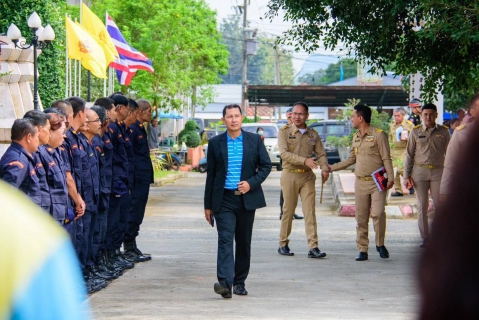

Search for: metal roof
xmin=247 ymin=85 xmax=409 ymax=107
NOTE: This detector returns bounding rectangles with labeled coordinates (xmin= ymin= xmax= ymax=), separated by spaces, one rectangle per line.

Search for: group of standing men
xmin=0 ymin=93 xmax=154 ymax=294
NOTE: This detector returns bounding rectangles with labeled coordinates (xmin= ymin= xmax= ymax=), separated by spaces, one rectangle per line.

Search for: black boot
xmin=110 ymin=249 xmax=135 ymax=269
xmin=97 ymin=252 xmax=119 ymax=279
xmin=84 ymin=267 xmax=105 ymax=294
xmin=124 ymin=239 xmax=151 ymax=263
xmin=91 ymin=264 xmax=114 ymax=281
xmin=104 ymin=250 xmax=124 ymax=275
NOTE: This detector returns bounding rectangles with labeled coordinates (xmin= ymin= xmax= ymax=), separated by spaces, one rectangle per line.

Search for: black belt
xmin=224 ymin=189 xmax=242 ymax=196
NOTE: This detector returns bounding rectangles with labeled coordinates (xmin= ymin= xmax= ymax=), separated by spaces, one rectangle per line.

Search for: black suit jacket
xmin=204 ymin=130 xmax=272 ymax=213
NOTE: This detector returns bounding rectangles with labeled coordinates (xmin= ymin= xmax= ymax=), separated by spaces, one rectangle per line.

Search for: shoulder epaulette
xmin=375 ymin=128 xmax=383 ymax=133
xmin=414 ymin=124 xmax=421 ymax=129
xmin=281 ymin=124 xmax=289 ymax=130
xmin=456 ymin=123 xmax=466 ymax=131
xmin=442 ymin=124 xmax=449 ymax=129
xmin=406 ymin=120 xmax=413 ymax=125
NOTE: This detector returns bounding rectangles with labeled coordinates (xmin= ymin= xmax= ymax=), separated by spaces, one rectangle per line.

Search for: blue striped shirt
xmin=225 ymin=132 xmax=243 ymax=190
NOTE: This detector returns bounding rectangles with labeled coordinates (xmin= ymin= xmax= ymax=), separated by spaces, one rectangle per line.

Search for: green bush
xmin=178 ymin=120 xmax=201 ymax=148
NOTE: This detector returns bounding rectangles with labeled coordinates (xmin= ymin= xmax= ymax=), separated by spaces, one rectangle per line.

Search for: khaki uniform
xmin=389 ymin=119 xmax=414 ymax=191
xmin=440 ymin=123 xmax=470 ymax=195
xmin=404 ymin=123 xmax=450 ymax=240
xmin=278 ymin=124 xmax=328 ymax=249
xmin=331 ymin=126 xmax=394 ymax=252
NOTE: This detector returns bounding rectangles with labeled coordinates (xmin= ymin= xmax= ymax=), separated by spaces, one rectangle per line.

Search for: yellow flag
xmin=75 ymin=21 xmax=116 ymax=67
xmin=81 ymin=3 xmax=119 ymax=64
xmin=65 ymin=16 xmax=107 ymax=79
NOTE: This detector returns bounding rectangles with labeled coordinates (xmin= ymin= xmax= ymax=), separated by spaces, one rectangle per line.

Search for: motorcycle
xmin=157 ymin=152 xmax=182 ymax=171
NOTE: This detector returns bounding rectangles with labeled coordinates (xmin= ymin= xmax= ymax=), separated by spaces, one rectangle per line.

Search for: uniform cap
xmin=409 ymin=98 xmax=421 ymax=108
xmin=286 ymin=108 xmax=293 ymax=117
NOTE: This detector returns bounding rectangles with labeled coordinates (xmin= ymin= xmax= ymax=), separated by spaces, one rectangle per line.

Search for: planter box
xmin=186 ymin=146 xmax=205 ymax=167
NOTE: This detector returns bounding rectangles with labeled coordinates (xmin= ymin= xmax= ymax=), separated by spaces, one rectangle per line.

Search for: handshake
xmin=305 ymin=157 xmax=331 ymax=182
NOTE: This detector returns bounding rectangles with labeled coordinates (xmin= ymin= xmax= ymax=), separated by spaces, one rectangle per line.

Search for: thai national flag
xmin=106 ymin=13 xmax=154 ymax=85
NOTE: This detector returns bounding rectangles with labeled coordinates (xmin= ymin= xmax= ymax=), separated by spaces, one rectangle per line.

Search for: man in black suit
xmin=204 ymin=104 xmax=272 ymax=299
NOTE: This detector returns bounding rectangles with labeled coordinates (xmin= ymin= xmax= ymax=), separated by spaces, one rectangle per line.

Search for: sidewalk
xmin=331 ymin=170 xmax=419 ymax=219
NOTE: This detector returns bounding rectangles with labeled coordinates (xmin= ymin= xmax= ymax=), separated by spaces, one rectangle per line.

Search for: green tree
xmin=298 ymin=58 xmax=357 ymax=85
xmin=91 ymin=0 xmax=228 ymax=109
xmin=267 ymin=0 xmax=479 ymax=103
xmin=0 ymin=0 xmax=66 ymax=108
xmin=219 ymin=15 xmax=295 ymax=85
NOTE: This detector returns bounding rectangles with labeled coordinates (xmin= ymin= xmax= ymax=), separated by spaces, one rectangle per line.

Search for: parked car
xmin=241 ymin=123 xmax=282 ymax=170
xmin=307 ymin=120 xmax=352 ymax=164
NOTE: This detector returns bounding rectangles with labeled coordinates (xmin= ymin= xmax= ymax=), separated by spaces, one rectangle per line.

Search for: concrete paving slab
xmin=90 ymin=171 xmax=421 ymax=319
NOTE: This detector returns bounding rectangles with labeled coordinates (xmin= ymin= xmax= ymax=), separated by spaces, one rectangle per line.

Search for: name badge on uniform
xmin=288 ymin=135 xmax=296 ymax=143
xmin=436 ymin=134 xmax=444 ymax=138
xmin=419 ymin=135 xmax=426 ymax=139
xmin=365 ymin=136 xmax=374 ymax=142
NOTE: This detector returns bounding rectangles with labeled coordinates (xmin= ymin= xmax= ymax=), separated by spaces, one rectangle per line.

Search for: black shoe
xmin=110 ymin=249 xmax=135 ymax=269
xmin=124 ymin=240 xmax=152 ymax=263
xmin=279 ymin=212 xmax=283 ymax=220
xmin=214 ymin=280 xmax=232 ymax=299
xmin=391 ymin=192 xmax=404 ymax=197
xmin=419 ymin=239 xmax=428 ymax=248
xmin=376 ymin=245 xmax=389 ymax=259
xmin=308 ymin=247 xmax=326 ymax=258
xmin=278 ymin=245 xmax=294 ymax=256
xmin=409 ymin=187 xmax=415 ymax=195
xmin=103 ymin=251 xmax=124 ymax=275
xmin=356 ymin=252 xmax=368 ymax=261
xmin=91 ymin=265 xmax=112 ymax=281
xmin=293 ymin=214 xmax=304 ymax=220
xmin=233 ymin=284 xmax=248 ymax=295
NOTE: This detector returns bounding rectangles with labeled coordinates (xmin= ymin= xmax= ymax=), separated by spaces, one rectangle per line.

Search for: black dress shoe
xmin=391 ymin=192 xmax=404 ymax=197
xmin=279 ymin=211 xmax=283 ymax=220
xmin=308 ymin=247 xmax=326 ymax=258
xmin=214 ymin=281 xmax=232 ymax=299
xmin=356 ymin=252 xmax=368 ymax=261
xmin=293 ymin=214 xmax=304 ymax=219
xmin=233 ymin=284 xmax=248 ymax=295
xmin=409 ymin=187 xmax=415 ymax=195
xmin=376 ymin=245 xmax=389 ymax=259
xmin=278 ymin=245 xmax=294 ymax=256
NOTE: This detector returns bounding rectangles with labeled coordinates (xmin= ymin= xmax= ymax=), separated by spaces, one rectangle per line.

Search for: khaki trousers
xmin=412 ymin=166 xmax=443 ymax=240
xmin=279 ymin=170 xmax=318 ymax=249
xmin=355 ymin=179 xmax=387 ymax=252
xmin=392 ymin=148 xmax=406 ymax=193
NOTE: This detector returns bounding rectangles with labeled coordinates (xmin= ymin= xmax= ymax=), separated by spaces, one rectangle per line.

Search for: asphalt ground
xmin=90 ymin=171 xmax=421 ymax=320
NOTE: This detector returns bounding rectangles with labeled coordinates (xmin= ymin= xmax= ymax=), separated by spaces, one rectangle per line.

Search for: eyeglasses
xmin=292 ymin=112 xmax=307 ymax=117
xmin=86 ymin=118 xmax=101 ymax=124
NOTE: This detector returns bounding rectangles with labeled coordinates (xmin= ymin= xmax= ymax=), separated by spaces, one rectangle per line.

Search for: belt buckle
xmin=234 ymin=190 xmax=242 ymax=196
xmin=428 ymin=165 xmax=434 ymax=169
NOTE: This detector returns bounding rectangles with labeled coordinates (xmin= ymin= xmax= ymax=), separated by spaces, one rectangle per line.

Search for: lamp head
xmin=7 ymin=23 xmax=22 ymax=41
xmin=27 ymin=12 xmax=42 ymax=30
xmin=39 ymin=24 xmax=55 ymax=43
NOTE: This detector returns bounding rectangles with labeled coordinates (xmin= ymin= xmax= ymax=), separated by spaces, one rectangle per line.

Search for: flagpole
xmin=69 ymin=57 xmax=72 ymax=97
xmin=74 ymin=57 xmax=77 ymax=96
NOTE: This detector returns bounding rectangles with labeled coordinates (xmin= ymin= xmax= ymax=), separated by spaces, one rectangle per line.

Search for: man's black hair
xmin=451 ymin=118 xmax=461 ymax=126
xmin=11 ymin=118 xmax=37 ymax=141
xmin=222 ymin=104 xmax=242 ymax=117
xmin=24 ymin=110 xmax=50 ymax=127
xmin=110 ymin=93 xmax=129 ymax=107
xmin=43 ymin=107 xmax=66 ymax=118
xmin=91 ymin=105 xmax=107 ymax=122
xmin=354 ymin=104 xmax=372 ymax=124
xmin=128 ymin=98 xmax=139 ymax=112
xmin=292 ymin=102 xmax=309 ymax=113
xmin=422 ymin=103 xmax=437 ymax=112
xmin=65 ymin=97 xmax=86 ymax=117
xmin=94 ymin=97 xmax=115 ymax=111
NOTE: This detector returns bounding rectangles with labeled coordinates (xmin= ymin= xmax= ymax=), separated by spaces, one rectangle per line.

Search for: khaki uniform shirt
xmin=278 ymin=124 xmax=328 ymax=171
xmin=404 ymin=123 xmax=451 ymax=179
xmin=330 ymin=126 xmax=394 ymax=179
xmin=440 ymin=122 xmax=470 ymax=194
xmin=389 ymin=119 xmax=414 ymax=150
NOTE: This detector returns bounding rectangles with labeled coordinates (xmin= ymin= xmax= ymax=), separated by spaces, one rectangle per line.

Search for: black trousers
xmin=125 ymin=181 xmax=150 ymax=242
xmin=215 ymin=192 xmax=255 ymax=289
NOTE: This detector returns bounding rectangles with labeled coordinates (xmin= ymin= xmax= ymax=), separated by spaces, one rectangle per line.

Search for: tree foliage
xmin=89 ymin=0 xmax=229 ymax=109
xmin=219 ymin=15 xmax=295 ymax=85
xmin=298 ymin=58 xmax=357 ymax=85
xmin=1 ymin=0 xmax=66 ymax=108
xmin=178 ymin=120 xmax=201 ymax=148
xmin=267 ymin=0 xmax=479 ymax=104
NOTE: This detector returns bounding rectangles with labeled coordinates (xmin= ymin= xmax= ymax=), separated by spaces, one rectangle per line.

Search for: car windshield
xmin=326 ymin=124 xmax=348 ymax=135
xmin=242 ymin=126 xmax=278 ymax=138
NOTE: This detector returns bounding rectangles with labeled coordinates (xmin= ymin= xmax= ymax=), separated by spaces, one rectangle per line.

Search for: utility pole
xmin=241 ymin=0 xmax=248 ymax=115
xmin=274 ymin=45 xmax=282 ymax=119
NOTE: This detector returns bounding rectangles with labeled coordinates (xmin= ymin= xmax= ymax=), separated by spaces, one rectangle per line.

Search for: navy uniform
xmin=79 ymin=132 xmax=100 ymax=272
xmin=409 ymin=113 xmax=422 ymax=126
xmin=114 ymin=123 xmax=135 ymax=252
xmin=41 ymin=146 xmax=68 ymax=224
xmin=107 ymin=121 xmax=130 ymax=259
xmin=124 ymin=120 xmax=153 ymax=261
xmin=0 ymin=142 xmax=41 ymax=205
xmin=34 ymin=148 xmax=51 ymax=213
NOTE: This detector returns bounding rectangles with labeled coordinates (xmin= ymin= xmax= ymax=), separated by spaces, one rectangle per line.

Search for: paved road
xmin=90 ymin=171 xmax=421 ymax=320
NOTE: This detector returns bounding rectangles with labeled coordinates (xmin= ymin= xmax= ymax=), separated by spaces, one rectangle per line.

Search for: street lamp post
xmin=6 ymin=12 xmax=55 ymax=110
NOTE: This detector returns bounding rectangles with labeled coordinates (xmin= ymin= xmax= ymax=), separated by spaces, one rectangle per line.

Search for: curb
xmin=331 ymin=172 xmax=418 ymax=219
xmin=152 ymin=172 xmax=188 ymax=187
